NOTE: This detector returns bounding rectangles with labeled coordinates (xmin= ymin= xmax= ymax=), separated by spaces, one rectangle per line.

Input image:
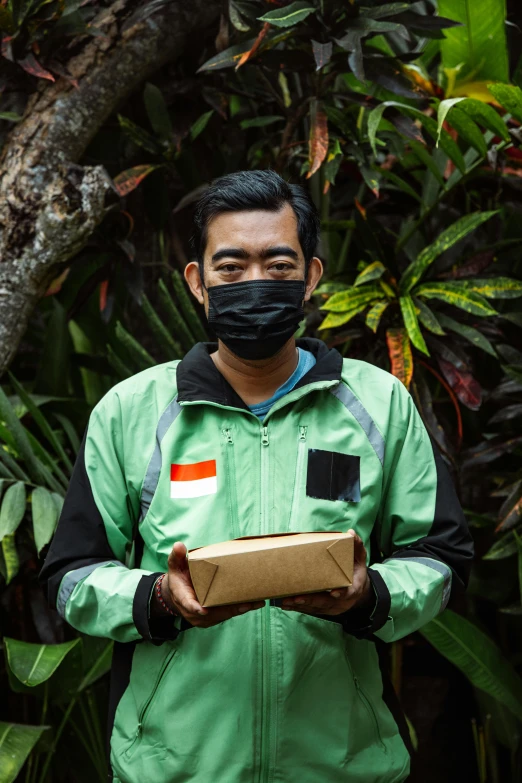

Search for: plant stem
xmin=37 ymin=696 xmax=77 ymax=783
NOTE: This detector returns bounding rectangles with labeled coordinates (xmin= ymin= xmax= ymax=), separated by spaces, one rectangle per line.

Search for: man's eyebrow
xmin=210 ymin=245 xmax=299 ymax=264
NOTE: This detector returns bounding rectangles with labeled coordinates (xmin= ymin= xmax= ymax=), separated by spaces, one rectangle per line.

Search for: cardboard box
xmin=187 ymin=532 xmax=354 ymax=607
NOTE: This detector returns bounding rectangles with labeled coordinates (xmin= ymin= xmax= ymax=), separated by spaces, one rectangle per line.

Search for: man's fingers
xmin=168 ymin=541 xmax=188 ymax=571
xmin=347 ymin=528 xmax=367 ymax=565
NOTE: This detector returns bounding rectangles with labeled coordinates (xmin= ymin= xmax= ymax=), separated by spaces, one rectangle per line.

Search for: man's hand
xmin=280 ymin=530 xmax=372 ymax=616
xmin=158 ymin=541 xmax=265 ymax=628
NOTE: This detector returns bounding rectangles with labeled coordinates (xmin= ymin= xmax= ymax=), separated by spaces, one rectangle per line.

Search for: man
xmin=40 ymin=169 xmax=473 ymax=783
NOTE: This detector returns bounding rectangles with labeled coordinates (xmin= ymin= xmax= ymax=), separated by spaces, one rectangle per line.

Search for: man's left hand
xmin=280 ymin=530 xmax=372 ymax=616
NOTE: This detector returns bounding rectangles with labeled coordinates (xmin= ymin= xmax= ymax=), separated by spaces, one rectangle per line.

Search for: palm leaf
xmin=399 ymin=296 xmax=429 ymax=355
xmin=400 ymin=211 xmax=498 ymax=293
xmin=420 ymin=610 xmax=522 ymax=721
xmin=414 ymin=282 xmax=497 ymax=316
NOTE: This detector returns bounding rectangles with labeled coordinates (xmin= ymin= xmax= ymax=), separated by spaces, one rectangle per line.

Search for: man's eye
xmin=271 ymin=263 xmax=292 ymax=271
xmin=220 ymin=264 xmax=241 ymax=272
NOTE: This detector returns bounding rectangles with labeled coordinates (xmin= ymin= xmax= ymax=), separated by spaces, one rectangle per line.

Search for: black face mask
xmin=206 ymin=279 xmax=305 ymax=360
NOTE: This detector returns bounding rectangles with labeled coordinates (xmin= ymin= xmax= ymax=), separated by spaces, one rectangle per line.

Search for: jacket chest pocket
xmin=306 ymin=449 xmax=361 ymax=503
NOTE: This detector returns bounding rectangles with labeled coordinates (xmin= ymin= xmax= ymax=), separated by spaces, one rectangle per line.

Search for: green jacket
xmin=40 ymin=338 xmax=473 ymax=783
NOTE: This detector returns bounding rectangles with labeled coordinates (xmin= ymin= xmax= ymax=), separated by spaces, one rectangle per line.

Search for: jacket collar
xmin=176 ymin=338 xmax=343 ymax=409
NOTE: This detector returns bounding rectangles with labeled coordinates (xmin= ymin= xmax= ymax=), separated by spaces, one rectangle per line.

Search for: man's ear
xmin=304 ymin=256 xmax=323 ymax=302
xmin=184 ymin=262 xmax=205 ymax=305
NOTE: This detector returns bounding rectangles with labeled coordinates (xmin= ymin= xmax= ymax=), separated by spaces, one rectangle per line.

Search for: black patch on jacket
xmin=306 ymin=449 xmax=361 ymax=502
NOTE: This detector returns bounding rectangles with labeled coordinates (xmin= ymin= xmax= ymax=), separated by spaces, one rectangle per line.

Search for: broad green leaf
xmin=314 ymin=282 xmax=348 ymax=296
xmin=400 ymin=211 xmax=498 ymax=293
xmin=190 ymin=110 xmax=213 ymax=141
xmin=436 ymin=313 xmax=497 ymax=357
xmin=354 ymin=261 xmax=386 ymax=287
xmin=438 ymin=0 xmax=509 ymax=86
xmin=5 ymin=638 xmax=81 ymax=687
xmin=197 ymin=39 xmax=256 ymax=72
xmin=239 ymin=115 xmax=284 ymax=129
xmin=487 ymin=83 xmax=522 ymax=125
xmin=399 ymin=296 xmax=429 ymax=355
xmin=0 ymin=722 xmax=49 ymax=783
xmin=320 ymin=284 xmax=384 ymax=313
xmin=414 ymin=282 xmax=497 ymax=316
xmin=413 ymin=298 xmax=445 ymax=335
xmin=31 ymin=487 xmax=58 ymax=555
xmin=2 ymin=535 xmax=19 ymax=584
xmin=0 ymin=482 xmax=26 ymax=539
xmin=458 ymin=98 xmax=510 ymax=142
xmin=143 ymin=82 xmax=173 ymax=142
xmin=366 ymin=300 xmax=389 ymax=333
xmin=458 ymin=277 xmax=522 ymax=299
xmin=420 ymin=610 xmax=522 ymax=721
xmin=258 ymin=1 xmax=315 ymax=27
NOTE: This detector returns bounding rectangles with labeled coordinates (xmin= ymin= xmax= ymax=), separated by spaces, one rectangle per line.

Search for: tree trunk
xmin=0 ymin=0 xmax=220 ymax=377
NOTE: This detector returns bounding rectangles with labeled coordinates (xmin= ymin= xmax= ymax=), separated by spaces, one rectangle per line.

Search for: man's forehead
xmin=205 ymin=205 xmax=299 ymax=246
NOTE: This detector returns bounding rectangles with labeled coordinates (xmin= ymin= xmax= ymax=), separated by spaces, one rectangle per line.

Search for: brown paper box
xmin=187 ymin=532 xmax=354 ymax=607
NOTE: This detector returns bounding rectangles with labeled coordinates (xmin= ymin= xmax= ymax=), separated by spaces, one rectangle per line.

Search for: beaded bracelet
xmin=155 ymin=573 xmax=176 ymax=616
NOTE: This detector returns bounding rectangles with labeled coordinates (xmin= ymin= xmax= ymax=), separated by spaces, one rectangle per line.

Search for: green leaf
xmin=354 ymin=261 xmax=387 ymax=287
xmin=257 ymin=1 xmax=315 ymax=27
xmin=0 ymin=111 xmax=22 ymax=122
xmin=7 ymin=373 xmax=73 ymax=473
xmin=400 ymin=211 xmax=498 ymax=293
xmin=0 ymin=482 xmax=26 ymax=539
xmin=377 ymin=168 xmax=422 ymax=203
xmin=190 ymin=110 xmax=214 ymax=142
xmin=319 ymin=302 xmax=373 ymax=331
xmin=513 ymin=530 xmax=522 ymax=598
xmin=143 ymin=82 xmax=173 ymax=142
xmin=458 ymin=276 xmax=522 ymax=299
xmin=0 ymin=722 xmax=49 ymax=783
xmin=458 ymin=98 xmax=510 ymax=142
xmin=399 ymin=296 xmax=429 ymax=355
xmin=117 ymin=114 xmax=162 ymax=155
xmin=414 ymin=282 xmax=497 ymax=316
xmin=436 ymin=97 xmax=464 ymax=144
xmin=413 ymin=298 xmax=446 ymax=335
xmin=77 ymin=640 xmax=114 ymax=692
xmin=487 ymin=83 xmax=522 ymax=125
xmin=320 ymin=284 xmax=384 ymax=313
xmin=197 ymin=38 xmax=257 ymax=72
xmin=367 ymin=104 xmax=387 ymax=156
xmin=239 ymin=115 xmax=284 ymax=129
xmin=420 ymin=610 xmax=522 ymax=721
xmin=409 ymin=140 xmax=446 ymax=187
xmin=5 ymin=638 xmax=81 ymax=687
xmin=158 ymin=279 xmax=195 ymax=352
xmin=114 ymin=322 xmax=155 ymax=372
xmin=140 ymin=294 xmax=182 ymax=359
xmin=171 ymin=271 xmax=208 ymax=342
xmin=483 ymin=531 xmax=518 ymax=560
xmin=31 ymin=487 xmax=58 ymax=555
xmin=0 ymin=387 xmax=46 ymax=485
xmin=443 ymin=106 xmax=488 ymax=157
xmin=438 ymin=0 xmax=509 ymax=85
xmin=365 ymin=300 xmax=390 ymax=333
xmin=2 ymin=535 xmax=19 ymax=584
xmin=436 ymin=313 xmax=497 ymax=357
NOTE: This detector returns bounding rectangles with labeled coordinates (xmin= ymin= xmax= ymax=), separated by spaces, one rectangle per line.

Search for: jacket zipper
xmin=345 ymin=650 xmax=386 ymax=752
xmin=259 ymin=424 xmax=274 ymax=783
xmin=125 ymin=648 xmax=177 ymax=758
xmin=222 ymin=428 xmax=240 ymax=539
xmin=287 ymin=425 xmax=307 ymax=532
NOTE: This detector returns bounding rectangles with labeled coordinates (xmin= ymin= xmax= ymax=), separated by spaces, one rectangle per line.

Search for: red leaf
xmin=439 ymin=250 xmax=495 ymax=280
xmin=99 ymin=280 xmax=109 ymax=312
xmin=18 ymin=52 xmax=55 ymax=82
xmin=113 ymin=164 xmax=158 ymax=196
xmin=235 ymin=22 xmax=270 ymax=70
xmin=386 ymin=328 xmax=413 ymax=389
xmin=354 ymin=198 xmax=366 ymax=220
xmin=436 ymin=356 xmax=482 ymax=411
xmin=307 ymin=106 xmax=328 ymax=179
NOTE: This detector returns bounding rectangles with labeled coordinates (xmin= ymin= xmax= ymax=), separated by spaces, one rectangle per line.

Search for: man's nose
xmin=244 ymin=263 xmax=269 ymax=281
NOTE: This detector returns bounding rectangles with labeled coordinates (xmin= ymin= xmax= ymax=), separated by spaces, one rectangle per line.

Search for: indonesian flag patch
xmin=170 ymin=460 xmax=217 ymax=499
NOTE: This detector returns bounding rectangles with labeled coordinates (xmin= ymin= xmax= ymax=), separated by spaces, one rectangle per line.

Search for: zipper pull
xmin=223 ymin=428 xmax=233 ymax=444
xmin=261 ymin=426 xmax=269 ymax=446
xmin=299 ymin=425 xmax=307 ymax=441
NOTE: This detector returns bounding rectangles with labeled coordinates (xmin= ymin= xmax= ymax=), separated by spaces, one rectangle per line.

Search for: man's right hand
xmin=158 ymin=541 xmax=265 ymax=628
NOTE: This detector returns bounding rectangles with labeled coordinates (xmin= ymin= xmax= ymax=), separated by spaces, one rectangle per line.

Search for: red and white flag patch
xmin=170 ymin=460 xmax=217 ymax=499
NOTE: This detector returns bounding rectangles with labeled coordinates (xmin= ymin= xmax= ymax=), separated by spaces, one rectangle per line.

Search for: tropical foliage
xmin=1 ymin=0 xmax=522 ymax=781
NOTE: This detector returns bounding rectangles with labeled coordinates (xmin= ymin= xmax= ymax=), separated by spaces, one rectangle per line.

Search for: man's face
xmin=185 ymin=203 xmax=323 ymax=313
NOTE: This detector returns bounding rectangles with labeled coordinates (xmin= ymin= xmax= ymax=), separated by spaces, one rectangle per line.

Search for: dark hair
xmin=190 ymin=170 xmax=320 ymax=275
